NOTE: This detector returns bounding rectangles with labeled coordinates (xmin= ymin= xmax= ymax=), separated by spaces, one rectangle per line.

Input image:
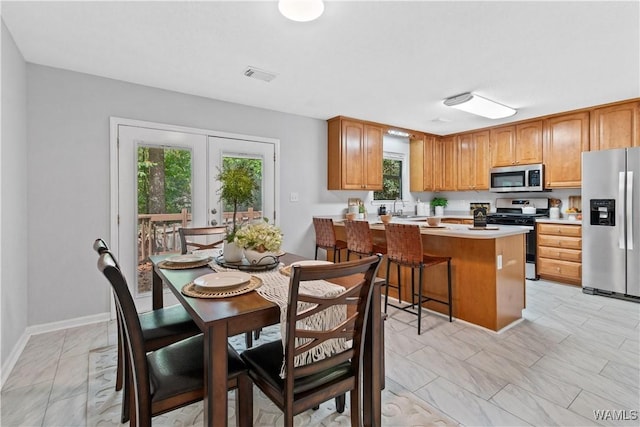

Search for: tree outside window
xmin=374 ymin=158 xmax=402 ymax=200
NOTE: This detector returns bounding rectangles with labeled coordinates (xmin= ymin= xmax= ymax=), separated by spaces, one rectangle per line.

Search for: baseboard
xmin=1 ymin=312 xmax=111 ymax=390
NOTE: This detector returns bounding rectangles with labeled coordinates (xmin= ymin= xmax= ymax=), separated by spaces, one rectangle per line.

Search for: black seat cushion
xmin=240 ymin=340 xmax=353 ymax=395
xmin=139 ymin=304 xmax=200 ymax=342
xmin=148 ymin=335 xmax=246 ymax=402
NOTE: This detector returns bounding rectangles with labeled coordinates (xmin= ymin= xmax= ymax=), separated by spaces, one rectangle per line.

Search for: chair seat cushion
xmin=240 ymin=340 xmax=353 ymax=395
xmin=148 ymin=335 xmax=246 ymax=402
xmin=139 ymin=304 xmax=200 ymax=345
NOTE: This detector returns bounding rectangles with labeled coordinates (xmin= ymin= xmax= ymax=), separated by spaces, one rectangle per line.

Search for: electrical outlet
xmin=290 ymin=192 xmax=299 ymax=202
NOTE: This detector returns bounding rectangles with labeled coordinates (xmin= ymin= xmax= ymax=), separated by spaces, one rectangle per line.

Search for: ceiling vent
xmin=243 ymin=66 xmax=277 ymax=82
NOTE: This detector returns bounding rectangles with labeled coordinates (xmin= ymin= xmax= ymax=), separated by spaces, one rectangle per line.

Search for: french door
xmin=115 ymin=120 xmax=277 ymax=312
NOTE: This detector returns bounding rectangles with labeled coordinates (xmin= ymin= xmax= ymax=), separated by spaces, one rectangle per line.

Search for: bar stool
xmin=313 ymin=217 xmax=348 ymax=262
xmin=384 ymin=223 xmax=452 ymax=334
xmin=344 ymin=219 xmax=387 ymax=260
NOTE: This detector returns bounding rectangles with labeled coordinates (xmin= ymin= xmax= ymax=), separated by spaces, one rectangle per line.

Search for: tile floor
xmin=1 ymin=278 xmax=639 ymax=426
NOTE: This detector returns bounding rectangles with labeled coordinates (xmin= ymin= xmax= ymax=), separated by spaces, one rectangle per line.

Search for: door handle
xmin=210 ymin=219 xmax=218 ymax=226
xmin=627 ymin=171 xmax=634 ymax=250
xmin=619 ymin=172 xmax=626 ymax=250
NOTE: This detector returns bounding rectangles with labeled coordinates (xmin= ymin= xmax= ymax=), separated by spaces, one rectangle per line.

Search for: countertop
xmin=333 ymin=218 xmax=530 ymax=239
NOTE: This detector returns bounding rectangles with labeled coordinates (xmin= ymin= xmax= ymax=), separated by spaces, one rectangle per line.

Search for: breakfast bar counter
xmin=333 ymin=219 xmax=529 ymax=331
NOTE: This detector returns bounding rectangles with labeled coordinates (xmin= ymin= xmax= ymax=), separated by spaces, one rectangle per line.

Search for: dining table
xmin=150 ymin=252 xmax=383 ymax=427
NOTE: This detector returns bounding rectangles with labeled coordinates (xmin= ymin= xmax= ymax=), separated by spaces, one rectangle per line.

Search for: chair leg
xmin=384 ymin=258 xmax=391 ymax=313
xmin=418 ymin=266 xmax=424 ymax=335
xmin=335 ymin=394 xmax=346 ymax=413
xmin=410 ymin=267 xmax=416 ymax=308
xmin=115 ymin=317 xmax=124 ymax=391
xmin=245 ymin=332 xmax=253 ymax=348
xmin=314 ymin=245 xmax=319 ymax=260
xmin=397 ymin=263 xmax=402 ymax=304
xmin=254 ymin=329 xmax=261 ymax=340
xmin=121 ymin=341 xmax=131 ymax=423
xmin=447 ymin=259 xmax=453 ymax=322
xmin=350 ymin=385 xmax=361 ymax=427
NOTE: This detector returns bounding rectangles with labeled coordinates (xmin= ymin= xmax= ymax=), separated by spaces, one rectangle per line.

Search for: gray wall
xmin=26 ymin=64 xmax=360 ymax=326
xmin=1 ymin=21 xmax=28 ymax=367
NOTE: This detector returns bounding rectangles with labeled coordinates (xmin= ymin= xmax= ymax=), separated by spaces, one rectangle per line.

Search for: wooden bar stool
xmin=312 ymin=217 xmax=347 ymax=262
xmin=384 ymin=223 xmax=452 ymax=334
xmin=344 ymin=219 xmax=386 ymax=260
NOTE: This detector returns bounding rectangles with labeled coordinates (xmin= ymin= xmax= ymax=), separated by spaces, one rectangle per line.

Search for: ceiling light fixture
xmin=443 ymin=93 xmax=517 ymax=119
xmin=387 ymin=129 xmax=410 ymax=137
xmin=278 ymin=0 xmax=324 ymax=22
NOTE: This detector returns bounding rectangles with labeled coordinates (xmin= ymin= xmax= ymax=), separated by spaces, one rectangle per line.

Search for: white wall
xmin=26 ymin=64 xmax=365 ymax=326
xmin=1 ymin=20 xmax=28 ymax=373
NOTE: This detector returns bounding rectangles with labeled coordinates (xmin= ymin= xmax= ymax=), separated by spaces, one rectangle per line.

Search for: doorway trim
xmin=109 ymin=117 xmax=280 ymax=315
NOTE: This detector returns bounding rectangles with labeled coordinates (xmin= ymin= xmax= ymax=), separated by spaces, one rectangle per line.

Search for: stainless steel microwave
xmin=489 ymin=164 xmax=545 ymax=192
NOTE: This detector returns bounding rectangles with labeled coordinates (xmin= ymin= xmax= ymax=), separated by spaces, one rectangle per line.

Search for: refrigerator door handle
xmin=619 ymin=172 xmax=626 ymax=249
xmin=627 ymin=171 xmax=634 ymax=250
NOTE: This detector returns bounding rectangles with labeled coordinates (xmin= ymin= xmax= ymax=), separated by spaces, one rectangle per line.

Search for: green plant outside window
xmin=374 ymin=158 xmax=402 ymax=200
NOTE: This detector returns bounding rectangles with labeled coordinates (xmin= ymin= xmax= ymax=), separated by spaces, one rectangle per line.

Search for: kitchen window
xmin=374 ymin=154 xmax=404 ymax=201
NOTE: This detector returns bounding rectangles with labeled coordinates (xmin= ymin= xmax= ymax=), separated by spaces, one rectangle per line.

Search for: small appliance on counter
xmin=416 ymin=200 xmax=428 ymax=216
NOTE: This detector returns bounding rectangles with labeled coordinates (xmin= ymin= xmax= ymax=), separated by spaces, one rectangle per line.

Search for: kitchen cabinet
xmin=458 ymin=130 xmax=489 ymax=190
xmin=536 ymin=222 xmax=582 ymax=285
xmin=441 ymin=218 xmax=473 ymax=225
xmin=434 ymin=136 xmax=457 ymax=191
xmin=409 ymin=134 xmax=436 ymax=191
xmin=543 ymin=112 xmax=590 ymax=188
xmin=490 ymin=121 xmax=543 ymax=167
xmin=590 ymin=100 xmax=640 ymax=150
xmin=327 ymin=117 xmax=383 ymax=190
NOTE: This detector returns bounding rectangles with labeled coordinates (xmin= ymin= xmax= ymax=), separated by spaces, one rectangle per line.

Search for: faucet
xmin=393 ymin=198 xmax=405 ymax=216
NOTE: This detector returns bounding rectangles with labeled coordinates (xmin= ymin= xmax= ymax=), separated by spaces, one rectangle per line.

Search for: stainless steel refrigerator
xmin=582 ymin=147 xmax=639 ymax=301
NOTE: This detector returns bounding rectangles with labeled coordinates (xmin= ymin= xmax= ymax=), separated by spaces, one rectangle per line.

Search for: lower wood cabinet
xmin=441 ymin=218 xmax=473 ymax=225
xmin=536 ymin=222 xmax=582 ymax=285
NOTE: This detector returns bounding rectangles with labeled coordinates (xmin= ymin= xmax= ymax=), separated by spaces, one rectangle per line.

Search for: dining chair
xmin=97 ymin=251 xmax=253 ymax=427
xmin=93 ymin=239 xmax=201 ymax=423
xmin=344 ymin=219 xmax=387 ymax=260
xmin=312 ymin=217 xmax=347 ymax=262
xmin=178 ymin=226 xmax=228 ymax=254
xmin=384 ymin=223 xmax=452 ymax=334
xmin=240 ymin=254 xmax=382 ymax=427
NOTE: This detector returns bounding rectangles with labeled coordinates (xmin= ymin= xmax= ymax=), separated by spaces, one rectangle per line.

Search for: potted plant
xmin=431 ymin=197 xmax=448 ymax=216
xmin=216 ymin=163 xmax=258 ymax=262
xmin=234 ymin=219 xmax=283 ymax=265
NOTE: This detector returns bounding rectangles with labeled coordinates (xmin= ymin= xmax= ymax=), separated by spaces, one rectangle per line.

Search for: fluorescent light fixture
xmin=387 ymin=129 xmax=410 ymax=137
xmin=278 ymin=0 xmax=324 ymax=22
xmin=443 ymin=93 xmax=516 ymax=119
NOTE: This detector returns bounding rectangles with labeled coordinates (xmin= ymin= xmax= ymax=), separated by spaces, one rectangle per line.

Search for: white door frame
xmin=109 ymin=117 xmax=280 ymax=316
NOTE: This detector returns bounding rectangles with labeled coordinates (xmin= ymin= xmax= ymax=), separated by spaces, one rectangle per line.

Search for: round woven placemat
xmin=181 ymin=275 xmax=262 ymax=298
xmin=158 ymin=258 xmax=212 ymax=270
xmin=279 ymin=265 xmax=292 ymax=277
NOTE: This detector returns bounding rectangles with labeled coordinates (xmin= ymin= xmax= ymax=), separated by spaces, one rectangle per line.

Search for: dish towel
xmin=203 ymin=254 xmax=347 ymax=377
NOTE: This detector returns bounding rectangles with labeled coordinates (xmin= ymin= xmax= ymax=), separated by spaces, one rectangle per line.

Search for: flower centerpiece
xmin=234 ymin=219 xmax=283 ymax=265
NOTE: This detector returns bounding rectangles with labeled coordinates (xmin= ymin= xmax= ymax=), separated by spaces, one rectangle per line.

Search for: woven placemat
xmin=279 ymin=265 xmax=292 ymax=276
xmin=158 ymin=258 xmax=213 ymax=270
xmin=181 ymin=275 xmax=262 ymax=298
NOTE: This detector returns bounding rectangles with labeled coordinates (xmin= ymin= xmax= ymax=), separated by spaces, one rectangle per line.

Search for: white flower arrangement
xmin=233 ymin=220 xmax=282 ymax=253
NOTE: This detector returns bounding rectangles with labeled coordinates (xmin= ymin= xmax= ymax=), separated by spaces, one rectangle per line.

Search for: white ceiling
xmin=2 ymin=1 xmax=639 ymax=135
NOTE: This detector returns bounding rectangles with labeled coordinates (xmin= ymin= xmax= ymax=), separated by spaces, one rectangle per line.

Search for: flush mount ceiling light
xmin=278 ymin=0 xmax=324 ymax=22
xmin=387 ymin=129 xmax=410 ymax=137
xmin=443 ymin=93 xmax=517 ymax=119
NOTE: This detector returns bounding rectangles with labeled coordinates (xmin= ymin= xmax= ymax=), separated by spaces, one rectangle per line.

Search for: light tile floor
xmin=1 ymin=279 xmax=639 ymax=426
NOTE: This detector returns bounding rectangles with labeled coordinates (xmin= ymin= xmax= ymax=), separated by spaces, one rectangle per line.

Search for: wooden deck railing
xmin=137 ymin=208 xmax=263 ymax=262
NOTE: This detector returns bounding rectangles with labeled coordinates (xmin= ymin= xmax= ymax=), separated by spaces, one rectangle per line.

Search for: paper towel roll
xmin=550 ymin=207 xmax=560 ymax=219
xmin=416 ymin=202 xmax=427 ymax=216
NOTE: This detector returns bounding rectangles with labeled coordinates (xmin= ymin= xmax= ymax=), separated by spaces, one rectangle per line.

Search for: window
xmin=374 ymin=155 xmax=403 ymax=200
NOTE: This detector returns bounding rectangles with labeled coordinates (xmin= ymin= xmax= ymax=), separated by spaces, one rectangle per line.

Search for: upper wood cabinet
xmin=434 ymin=136 xmax=457 ymax=191
xmin=458 ymin=130 xmax=489 ymax=190
xmin=327 ymin=117 xmax=383 ymax=190
xmin=543 ymin=112 xmax=590 ymax=188
xmin=410 ymin=134 xmax=436 ymax=191
xmin=490 ymin=121 xmax=543 ymax=167
xmin=590 ymin=101 xmax=640 ymax=150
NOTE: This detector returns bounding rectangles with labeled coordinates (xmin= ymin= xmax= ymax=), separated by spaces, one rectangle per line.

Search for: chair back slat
xmin=344 ymin=220 xmax=374 ymax=255
xmin=385 ymin=223 xmax=424 ymax=266
xmin=312 ymin=217 xmax=338 ymax=247
xmin=283 ymin=255 xmax=381 ymax=394
xmin=179 ymin=226 xmax=227 ymax=254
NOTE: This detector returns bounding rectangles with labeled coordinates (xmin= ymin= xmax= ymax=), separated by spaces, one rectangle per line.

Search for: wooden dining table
xmin=150 ymin=252 xmax=383 ymax=427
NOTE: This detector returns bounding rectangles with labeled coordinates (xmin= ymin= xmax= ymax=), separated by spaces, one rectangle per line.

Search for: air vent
xmin=243 ymin=66 xmax=277 ymax=82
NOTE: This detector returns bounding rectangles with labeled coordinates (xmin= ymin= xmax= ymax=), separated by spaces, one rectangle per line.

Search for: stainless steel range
xmin=487 ymin=198 xmax=550 ymax=280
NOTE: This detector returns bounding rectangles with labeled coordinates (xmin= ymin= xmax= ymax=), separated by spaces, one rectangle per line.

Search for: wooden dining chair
xmin=344 ymin=219 xmax=387 ymax=260
xmin=93 ymin=239 xmax=201 ymax=423
xmin=312 ymin=217 xmax=347 ymax=262
xmin=240 ymin=255 xmax=382 ymax=427
xmin=384 ymin=223 xmax=452 ymax=334
xmin=97 ymin=251 xmax=253 ymax=427
xmin=179 ymin=226 xmax=228 ymax=254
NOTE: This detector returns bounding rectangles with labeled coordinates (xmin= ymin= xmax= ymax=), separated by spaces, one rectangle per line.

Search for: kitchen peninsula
xmin=333 ymin=219 xmax=529 ymax=331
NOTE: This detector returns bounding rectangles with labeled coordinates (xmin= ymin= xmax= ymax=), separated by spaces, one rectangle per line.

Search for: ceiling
xmin=2 ymin=1 xmax=639 ymax=135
